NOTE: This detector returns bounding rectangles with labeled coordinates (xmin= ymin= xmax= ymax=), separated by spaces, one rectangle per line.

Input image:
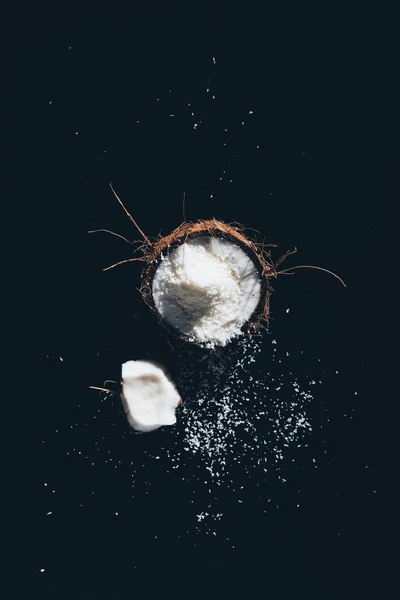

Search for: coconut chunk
xmin=121 ymin=360 xmax=181 ymax=432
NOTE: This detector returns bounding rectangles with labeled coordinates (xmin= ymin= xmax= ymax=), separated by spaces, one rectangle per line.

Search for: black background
xmin=5 ymin=2 xmax=398 ymax=598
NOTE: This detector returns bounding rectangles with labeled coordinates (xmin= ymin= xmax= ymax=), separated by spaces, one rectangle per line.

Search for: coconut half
xmin=94 ymin=188 xmax=345 ymax=347
xmin=140 ymin=220 xmax=276 ymax=347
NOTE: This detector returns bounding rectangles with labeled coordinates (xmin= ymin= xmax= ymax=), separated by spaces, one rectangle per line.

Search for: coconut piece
xmin=121 ymin=360 xmax=181 ymax=432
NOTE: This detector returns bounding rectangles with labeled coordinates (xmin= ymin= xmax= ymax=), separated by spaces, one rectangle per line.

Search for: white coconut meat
xmin=121 ymin=360 xmax=181 ymax=432
xmin=152 ymin=236 xmax=262 ymax=346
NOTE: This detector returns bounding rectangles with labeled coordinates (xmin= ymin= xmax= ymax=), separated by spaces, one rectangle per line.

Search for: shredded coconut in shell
xmin=152 ymin=236 xmax=262 ymax=347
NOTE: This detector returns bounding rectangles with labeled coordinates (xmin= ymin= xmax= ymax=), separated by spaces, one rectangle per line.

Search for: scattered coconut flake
xmin=167 ymin=337 xmax=314 ymax=487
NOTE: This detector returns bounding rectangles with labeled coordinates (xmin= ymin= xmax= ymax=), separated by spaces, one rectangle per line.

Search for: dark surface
xmin=6 ymin=3 xmax=398 ymax=598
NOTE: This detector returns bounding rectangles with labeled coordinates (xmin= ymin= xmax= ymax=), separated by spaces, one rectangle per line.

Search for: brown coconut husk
xmin=91 ymin=185 xmax=345 ymax=344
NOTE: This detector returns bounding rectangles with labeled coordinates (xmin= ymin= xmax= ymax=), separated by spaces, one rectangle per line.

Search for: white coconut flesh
xmin=121 ymin=360 xmax=181 ymax=432
xmin=151 ymin=236 xmax=262 ymax=346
